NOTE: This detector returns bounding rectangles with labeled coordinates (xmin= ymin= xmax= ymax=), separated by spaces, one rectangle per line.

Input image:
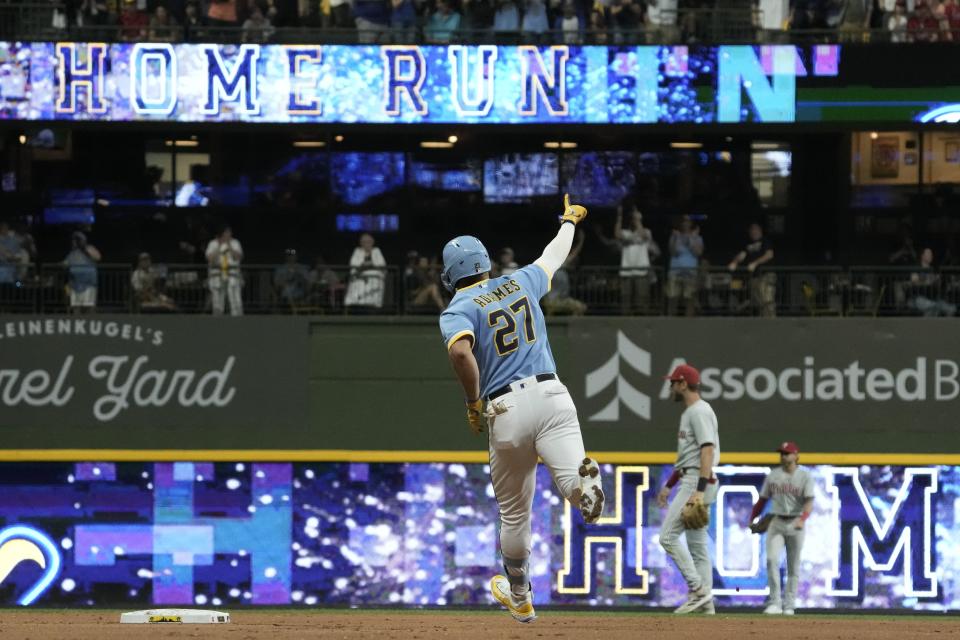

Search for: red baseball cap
xmin=777 ymin=441 xmax=800 ymax=454
xmin=664 ymin=364 xmax=700 ymax=385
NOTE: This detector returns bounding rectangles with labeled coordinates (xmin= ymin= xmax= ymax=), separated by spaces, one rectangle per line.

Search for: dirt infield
xmin=0 ymin=609 xmax=956 ymax=640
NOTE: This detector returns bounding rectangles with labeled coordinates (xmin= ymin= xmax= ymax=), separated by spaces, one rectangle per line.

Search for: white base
xmin=120 ymin=609 xmax=230 ymax=624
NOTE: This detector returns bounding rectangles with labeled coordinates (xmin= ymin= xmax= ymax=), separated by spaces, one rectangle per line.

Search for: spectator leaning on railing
xmin=837 ymin=0 xmax=870 ymax=38
xmin=404 ymin=251 xmax=447 ymax=312
xmin=666 ymin=215 xmax=703 ymax=317
xmin=521 ymin=0 xmax=551 ymax=41
xmin=119 ymin=0 xmax=150 ymax=41
xmin=345 ymin=233 xmax=387 ymax=312
xmin=0 ymin=221 xmax=27 ymax=295
xmin=243 ymin=2 xmax=276 ymax=42
xmin=131 ymin=252 xmax=177 ymax=312
xmin=759 ymin=0 xmax=792 ymax=35
xmin=205 ymin=225 xmax=244 ymax=316
xmin=494 ymin=0 xmax=521 ymax=36
xmin=556 ymin=2 xmax=582 ymax=43
xmin=64 ymin=231 xmax=101 ymax=315
xmin=647 ymin=0 xmax=678 ymax=42
xmin=425 ymin=0 xmax=463 ymax=42
xmin=888 ymin=3 xmax=909 ymax=41
xmin=11 ymin=220 xmax=36 ymax=281
xmin=308 ymin=255 xmax=344 ymax=311
xmin=274 ymin=248 xmax=310 ymax=310
xmin=728 ymin=223 xmax=776 ymax=317
xmin=183 ymin=1 xmax=207 ymax=38
xmin=908 ymin=247 xmax=956 ymax=316
xmin=614 ymin=202 xmax=660 ymax=315
xmin=391 ymin=0 xmax=419 ymax=41
xmin=149 ymin=4 xmax=181 ymax=41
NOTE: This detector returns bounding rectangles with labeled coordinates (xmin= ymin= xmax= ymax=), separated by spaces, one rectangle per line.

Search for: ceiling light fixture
xmin=293 ymin=141 xmax=326 ymax=148
xmin=670 ymin=142 xmax=702 ymax=149
xmin=420 ymin=141 xmax=455 ymax=149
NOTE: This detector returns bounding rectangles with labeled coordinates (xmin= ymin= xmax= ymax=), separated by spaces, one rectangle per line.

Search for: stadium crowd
xmin=2 ymin=206 xmax=958 ymax=318
xmin=39 ymin=0 xmax=960 ymax=43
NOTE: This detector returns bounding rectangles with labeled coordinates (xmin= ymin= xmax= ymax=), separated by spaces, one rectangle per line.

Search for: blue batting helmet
xmin=441 ymin=235 xmax=491 ymax=292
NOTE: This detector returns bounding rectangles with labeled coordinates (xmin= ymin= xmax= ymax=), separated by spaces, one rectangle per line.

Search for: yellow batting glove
xmin=560 ymin=193 xmax=588 ymax=225
xmin=465 ymin=398 xmax=485 ymax=435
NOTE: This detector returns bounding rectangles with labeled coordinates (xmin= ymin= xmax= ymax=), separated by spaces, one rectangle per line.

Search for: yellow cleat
xmin=490 ymin=575 xmax=536 ymax=624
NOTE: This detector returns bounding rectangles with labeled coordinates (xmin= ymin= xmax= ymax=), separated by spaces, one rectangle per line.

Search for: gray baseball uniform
xmin=661 ymin=399 xmax=720 ymax=593
xmin=760 ymin=466 xmax=814 ymax=611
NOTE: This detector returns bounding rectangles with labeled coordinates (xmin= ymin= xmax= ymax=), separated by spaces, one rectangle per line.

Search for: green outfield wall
xmin=0 ymin=316 xmax=956 ymax=460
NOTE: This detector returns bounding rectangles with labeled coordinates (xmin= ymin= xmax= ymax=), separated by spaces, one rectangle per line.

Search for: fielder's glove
xmin=680 ymin=496 xmax=710 ymax=529
xmin=560 ymin=193 xmax=588 ymax=226
xmin=465 ymin=398 xmax=486 ymax=435
xmin=749 ymin=513 xmax=775 ymax=534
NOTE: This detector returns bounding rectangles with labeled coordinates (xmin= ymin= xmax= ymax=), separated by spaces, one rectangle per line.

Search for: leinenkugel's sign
xmin=0 ymin=316 xmax=307 ymax=449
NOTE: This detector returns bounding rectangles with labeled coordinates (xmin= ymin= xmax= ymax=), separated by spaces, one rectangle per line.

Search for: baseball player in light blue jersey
xmin=747 ymin=441 xmax=814 ymax=615
xmin=439 ymin=195 xmax=604 ymax=624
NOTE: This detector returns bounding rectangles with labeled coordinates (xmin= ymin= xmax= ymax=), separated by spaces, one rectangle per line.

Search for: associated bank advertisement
xmin=565 ymin=318 xmax=959 ymax=452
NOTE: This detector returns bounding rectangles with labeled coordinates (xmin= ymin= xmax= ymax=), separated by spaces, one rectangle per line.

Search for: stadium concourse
xmin=0 ymin=610 xmax=954 ymax=639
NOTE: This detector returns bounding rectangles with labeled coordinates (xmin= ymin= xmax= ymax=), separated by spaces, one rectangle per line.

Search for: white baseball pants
xmin=210 ymin=278 xmax=243 ymax=316
xmin=766 ymin=517 xmax=805 ymax=610
xmin=487 ymin=375 xmax=587 ymax=565
xmin=660 ymin=472 xmax=719 ymax=592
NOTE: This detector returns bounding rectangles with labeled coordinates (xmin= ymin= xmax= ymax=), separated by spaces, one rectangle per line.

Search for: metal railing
xmin=0 ymin=1 xmax=63 ymax=41
xmin=0 ymin=263 xmax=407 ymax=315
xmin=554 ymin=265 xmax=960 ymax=317
xmin=4 ymin=2 xmax=958 ymax=45
xmin=1 ymin=263 xmax=958 ymax=317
